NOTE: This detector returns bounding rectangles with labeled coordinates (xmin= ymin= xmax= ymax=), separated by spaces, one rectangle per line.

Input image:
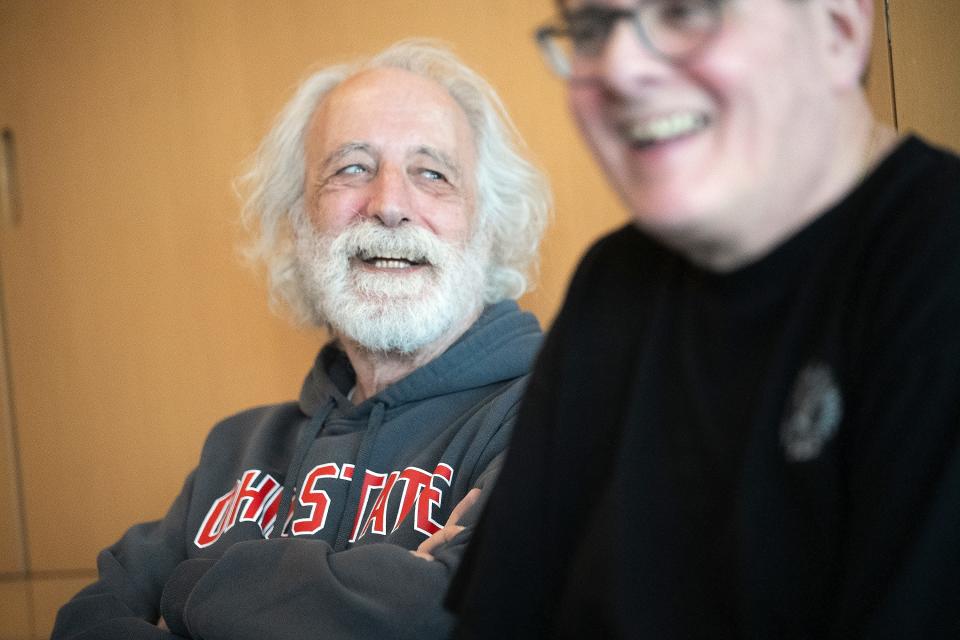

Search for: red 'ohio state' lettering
xmin=261 ymin=489 xmax=292 ymax=538
xmin=411 ymin=463 xmax=453 ymax=536
xmin=193 ymin=462 xmax=456 ymax=549
xmin=353 ymin=463 xmax=455 ymax=541
xmin=194 ymin=469 xmax=281 ymax=548
xmin=229 ymin=470 xmax=282 ymax=525
xmin=349 ymin=471 xmax=388 ymax=542
xmin=194 ymin=492 xmax=234 ymax=548
xmin=359 ymin=471 xmax=401 ymax=538
xmin=290 ymin=463 xmax=340 ymax=536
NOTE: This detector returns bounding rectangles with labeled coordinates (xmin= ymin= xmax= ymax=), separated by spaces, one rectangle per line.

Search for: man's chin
xmin=324 ymin=294 xmax=455 ymax=355
xmin=338 ymin=323 xmax=452 ymax=356
xmin=349 ymin=292 xmax=424 ymax=309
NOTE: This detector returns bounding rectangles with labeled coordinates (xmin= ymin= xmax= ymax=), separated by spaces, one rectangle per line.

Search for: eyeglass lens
xmin=540 ymin=0 xmax=723 ymax=77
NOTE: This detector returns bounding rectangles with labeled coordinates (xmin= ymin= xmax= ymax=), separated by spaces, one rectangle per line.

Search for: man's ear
xmin=819 ymin=0 xmax=875 ymax=89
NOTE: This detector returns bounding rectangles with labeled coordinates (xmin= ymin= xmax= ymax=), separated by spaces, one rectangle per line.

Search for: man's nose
xmin=365 ymin=166 xmax=413 ymax=228
xmin=594 ymin=19 xmax=673 ymax=96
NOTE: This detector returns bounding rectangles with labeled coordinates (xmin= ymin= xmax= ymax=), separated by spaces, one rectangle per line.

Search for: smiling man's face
xmin=567 ymin=0 xmax=844 ymax=258
xmin=296 ymin=67 xmax=488 ymax=353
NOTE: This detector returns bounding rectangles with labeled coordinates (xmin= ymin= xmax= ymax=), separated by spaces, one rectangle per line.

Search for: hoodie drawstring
xmin=331 ymin=401 xmax=386 ymax=551
xmin=268 ymin=399 xmax=335 ymax=539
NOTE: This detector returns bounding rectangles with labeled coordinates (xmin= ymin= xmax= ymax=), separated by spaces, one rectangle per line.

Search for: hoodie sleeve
xmin=51 ymin=473 xmax=196 ymax=640
xmin=169 ymin=538 xmax=452 ymax=640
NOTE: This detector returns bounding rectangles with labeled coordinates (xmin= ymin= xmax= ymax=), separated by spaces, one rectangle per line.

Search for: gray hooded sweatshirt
xmin=52 ymin=300 xmax=542 ymax=640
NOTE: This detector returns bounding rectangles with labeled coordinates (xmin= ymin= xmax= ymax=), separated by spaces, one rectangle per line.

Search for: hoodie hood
xmin=298 ymin=300 xmax=542 ymax=416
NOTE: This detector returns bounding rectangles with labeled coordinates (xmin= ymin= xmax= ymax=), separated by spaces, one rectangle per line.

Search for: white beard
xmin=294 ymin=218 xmax=489 ymax=354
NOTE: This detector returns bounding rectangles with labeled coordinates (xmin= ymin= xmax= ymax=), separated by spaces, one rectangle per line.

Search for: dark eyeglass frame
xmin=534 ymin=0 xmax=725 ymax=78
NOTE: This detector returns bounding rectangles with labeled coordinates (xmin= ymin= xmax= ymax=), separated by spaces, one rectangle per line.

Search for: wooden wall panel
xmin=0 ymin=1 xmax=315 ymax=573
xmin=0 ymin=580 xmax=31 ymax=640
xmin=0 ymin=294 xmax=26 ymax=575
xmin=887 ymin=0 xmax=960 ymax=151
xmin=0 ymin=6 xmax=27 ymax=581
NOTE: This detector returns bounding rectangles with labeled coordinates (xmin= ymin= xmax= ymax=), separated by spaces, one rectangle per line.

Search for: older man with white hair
xmin=52 ymin=40 xmax=549 ymax=640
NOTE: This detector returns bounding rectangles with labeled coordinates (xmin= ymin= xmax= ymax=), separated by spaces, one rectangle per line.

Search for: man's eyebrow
xmin=412 ymin=146 xmax=462 ymax=181
xmin=320 ymin=142 xmax=375 ymax=174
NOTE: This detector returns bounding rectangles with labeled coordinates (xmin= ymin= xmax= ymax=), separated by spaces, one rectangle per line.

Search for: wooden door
xmin=885 ymin=0 xmax=960 ymax=150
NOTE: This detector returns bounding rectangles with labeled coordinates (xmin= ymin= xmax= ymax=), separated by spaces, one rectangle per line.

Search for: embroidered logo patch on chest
xmin=780 ymin=362 xmax=843 ymax=462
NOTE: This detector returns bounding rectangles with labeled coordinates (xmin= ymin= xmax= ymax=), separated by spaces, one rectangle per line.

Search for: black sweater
xmin=452 ymin=137 xmax=960 ymax=639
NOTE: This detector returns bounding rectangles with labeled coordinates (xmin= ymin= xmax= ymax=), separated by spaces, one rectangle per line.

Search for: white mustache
xmin=329 ymin=222 xmax=458 ymax=269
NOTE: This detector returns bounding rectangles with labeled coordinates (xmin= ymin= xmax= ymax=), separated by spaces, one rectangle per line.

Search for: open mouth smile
xmin=621 ymin=112 xmax=710 ymax=149
xmin=356 ymin=250 xmax=429 ymax=270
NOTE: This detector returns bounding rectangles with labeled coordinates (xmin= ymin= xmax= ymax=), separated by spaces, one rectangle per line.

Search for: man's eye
xmin=420 ymin=168 xmax=447 ymax=182
xmin=568 ymin=15 xmax=609 ymax=46
xmin=565 ymin=8 xmax=617 ymax=54
xmin=337 ymin=164 xmax=367 ymax=176
xmin=656 ymin=0 xmax=715 ymax=29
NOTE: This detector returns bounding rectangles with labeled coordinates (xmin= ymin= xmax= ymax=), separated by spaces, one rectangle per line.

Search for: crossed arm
xmin=158 ymin=487 xmax=488 ymax=639
xmin=153 ymin=487 xmax=483 ymax=635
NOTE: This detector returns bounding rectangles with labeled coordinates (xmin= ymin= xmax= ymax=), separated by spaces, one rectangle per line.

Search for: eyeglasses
xmin=535 ymin=0 xmax=725 ymax=78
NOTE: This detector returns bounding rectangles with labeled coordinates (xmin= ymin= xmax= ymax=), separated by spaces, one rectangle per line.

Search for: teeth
xmin=367 ymin=258 xmax=418 ymax=269
xmin=357 ymin=249 xmax=426 ymax=265
xmin=625 ymin=113 xmax=708 ymax=145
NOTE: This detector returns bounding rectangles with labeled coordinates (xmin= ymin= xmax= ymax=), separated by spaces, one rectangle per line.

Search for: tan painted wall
xmin=0 ymin=1 xmax=957 ymax=637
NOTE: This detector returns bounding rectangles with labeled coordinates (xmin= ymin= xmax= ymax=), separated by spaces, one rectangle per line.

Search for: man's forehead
xmin=318 ymin=68 xmax=467 ymax=128
xmin=305 ymin=68 xmax=476 ymax=165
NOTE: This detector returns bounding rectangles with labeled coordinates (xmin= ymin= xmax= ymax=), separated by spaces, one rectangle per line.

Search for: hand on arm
xmin=412 ymin=487 xmax=481 ymax=561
